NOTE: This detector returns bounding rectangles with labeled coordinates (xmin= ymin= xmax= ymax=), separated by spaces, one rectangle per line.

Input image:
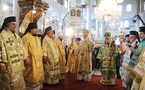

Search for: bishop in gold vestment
xmin=67 ymin=35 xmax=78 ymax=73
xmin=56 ymin=31 xmax=66 ymax=80
xmin=42 ymin=26 xmax=60 ymax=85
xmin=22 ymin=23 xmax=44 ymax=90
xmin=77 ymin=29 xmax=94 ymax=82
xmin=0 ymin=16 xmax=28 ymax=90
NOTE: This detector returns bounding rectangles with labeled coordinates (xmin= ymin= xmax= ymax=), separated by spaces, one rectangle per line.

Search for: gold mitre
xmin=104 ymin=32 xmax=111 ymax=38
xmin=83 ymin=29 xmax=89 ymax=35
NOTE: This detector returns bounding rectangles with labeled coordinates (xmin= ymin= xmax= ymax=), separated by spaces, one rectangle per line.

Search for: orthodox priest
xmin=127 ymin=28 xmax=145 ymax=90
xmin=42 ymin=26 xmax=60 ymax=85
xmin=56 ymin=30 xmax=66 ymax=80
xmin=77 ymin=29 xmax=94 ymax=82
xmin=67 ymin=35 xmax=78 ymax=73
xmin=22 ymin=22 xmax=44 ymax=90
xmin=97 ymin=32 xmax=119 ymax=85
xmin=137 ymin=27 xmax=145 ymax=90
xmin=120 ymin=34 xmax=132 ymax=88
xmin=0 ymin=16 xmax=28 ymax=90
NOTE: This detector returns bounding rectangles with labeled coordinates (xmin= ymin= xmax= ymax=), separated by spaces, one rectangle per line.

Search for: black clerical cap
xmin=45 ymin=26 xmax=52 ymax=32
xmin=53 ymin=30 xmax=55 ymax=34
xmin=125 ymin=34 xmax=130 ymax=38
xmin=22 ymin=22 xmax=38 ymax=37
xmin=130 ymin=31 xmax=140 ymax=42
xmin=77 ymin=37 xmax=81 ymax=41
xmin=44 ymin=26 xmax=52 ymax=36
xmin=139 ymin=27 xmax=145 ymax=34
xmin=42 ymin=26 xmax=52 ymax=40
xmin=0 ymin=16 xmax=16 ymax=32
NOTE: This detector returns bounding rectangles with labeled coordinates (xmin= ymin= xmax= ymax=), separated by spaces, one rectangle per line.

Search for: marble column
xmin=101 ymin=21 xmax=105 ymax=40
xmin=86 ymin=7 xmax=92 ymax=38
xmin=58 ymin=4 xmax=61 ymax=31
xmin=70 ymin=0 xmax=76 ymax=7
xmin=140 ymin=0 xmax=144 ymax=12
xmin=13 ymin=0 xmax=20 ymax=34
xmin=43 ymin=12 xmax=46 ymax=34
xmin=95 ymin=19 xmax=99 ymax=40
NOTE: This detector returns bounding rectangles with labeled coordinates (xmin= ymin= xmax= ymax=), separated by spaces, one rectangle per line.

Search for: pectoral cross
xmin=6 ymin=38 xmax=14 ymax=45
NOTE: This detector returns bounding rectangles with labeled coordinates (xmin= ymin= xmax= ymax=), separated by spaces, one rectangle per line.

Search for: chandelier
xmin=109 ymin=20 xmax=120 ymax=30
xmin=51 ymin=12 xmax=55 ymax=19
xmin=95 ymin=0 xmax=122 ymax=22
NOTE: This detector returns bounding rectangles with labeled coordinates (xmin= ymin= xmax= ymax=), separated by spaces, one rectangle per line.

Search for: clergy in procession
xmin=42 ymin=26 xmax=60 ymax=85
xmin=67 ymin=35 xmax=78 ymax=73
xmin=76 ymin=37 xmax=81 ymax=45
xmin=97 ymin=32 xmax=119 ymax=85
xmin=126 ymin=28 xmax=145 ymax=90
xmin=0 ymin=16 xmax=28 ymax=90
xmin=22 ymin=22 xmax=44 ymax=90
xmin=55 ymin=30 xmax=66 ymax=80
xmin=120 ymin=34 xmax=133 ymax=88
xmin=77 ymin=29 xmax=94 ymax=82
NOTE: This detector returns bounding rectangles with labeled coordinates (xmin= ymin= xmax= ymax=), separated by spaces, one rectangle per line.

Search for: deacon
xmin=42 ymin=26 xmax=60 ymax=85
xmin=97 ymin=32 xmax=119 ymax=85
xmin=120 ymin=34 xmax=132 ymax=88
xmin=0 ymin=16 xmax=28 ymax=90
xmin=56 ymin=30 xmax=66 ymax=80
xmin=67 ymin=35 xmax=78 ymax=73
xmin=127 ymin=29 xmax=145 ymax=90
xmin=22 ymin=22 xmax=44 ymax=90
xmin=77 ymin=29 xmax=94 ymax=82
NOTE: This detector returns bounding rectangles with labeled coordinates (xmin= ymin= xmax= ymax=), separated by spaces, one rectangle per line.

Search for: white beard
xmin=83 ymin=38 xmax=88 ymax=41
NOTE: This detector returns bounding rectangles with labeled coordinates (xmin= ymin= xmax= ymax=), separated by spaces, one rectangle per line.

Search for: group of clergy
xmin=0 ymin=16 xmax=94 ymax=90
xmin=119 ymin=27 xmax=145 ymax=90
xmin=1 ymin=16 xmax=145 ymax=90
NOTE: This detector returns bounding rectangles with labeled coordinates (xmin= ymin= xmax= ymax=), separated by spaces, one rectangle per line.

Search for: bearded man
xmin=42 ymin=26 xmax=60 ymax=85
xmin=0 ymin=16 xmax=28 ymax=90
xmin=77 ymin=29 xmax=94 ymax=82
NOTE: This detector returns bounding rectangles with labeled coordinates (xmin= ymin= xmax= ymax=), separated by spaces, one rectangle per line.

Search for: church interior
xmin=0 ymin=0 xmax=145 ymax=90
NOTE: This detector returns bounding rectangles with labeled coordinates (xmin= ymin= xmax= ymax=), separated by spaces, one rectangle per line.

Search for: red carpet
xmin=43 ymin=73 xmax=125 ymax=90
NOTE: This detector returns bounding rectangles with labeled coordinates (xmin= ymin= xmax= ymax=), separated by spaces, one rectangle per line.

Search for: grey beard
xmin=49 ymin=34 xmax=54 ymax=38
xmin=9 ymin=26 xmax=16 ymax=33
xmin=140 ymin=35 xmax=145 ymax=41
